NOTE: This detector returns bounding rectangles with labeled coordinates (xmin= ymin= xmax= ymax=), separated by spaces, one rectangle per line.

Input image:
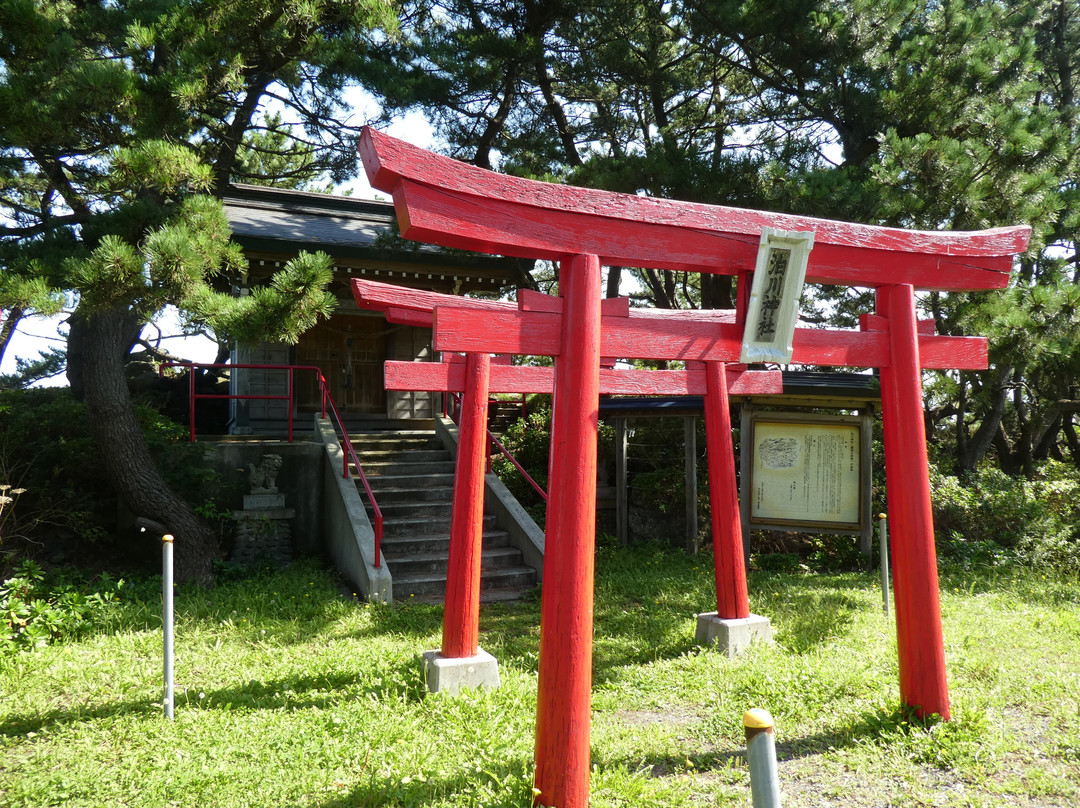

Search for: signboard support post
xmin=858 ymin=408 xmax=874 ymax=560
xmin=615 ymin=418 xmax=629 ymax=544
xmin=684 ymin=415 xmax=699 ymax=554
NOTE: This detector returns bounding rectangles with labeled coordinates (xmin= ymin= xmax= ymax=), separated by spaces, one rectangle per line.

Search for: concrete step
xmin=385 ymin=546 xmax=524 ymax=577
xmin=367 ymin=466 xmax=455 ymax=486
xmin=405 ymin=586 xmax=538 ymax=605
xmin=360 ymin=485 xmax=455 ymax=504
xmin=357 ymin=449 xmax=453 ymax=464
xmin=381 ymin=529 xmax=510 ymax=557
xmin=353 ymin=433 xmax=442 ymax=442
xmin=365 ymin=472 xmax=457 ymax=490
xmin=381 ymin=513 xmax=497 ymax=537
xmin=358 ymin=460 xmax=458 ymax=477
xmin=391 ymin=565 xmax=538 ymax=598
xmin=373 ymin=500 xmax=453 ymax=521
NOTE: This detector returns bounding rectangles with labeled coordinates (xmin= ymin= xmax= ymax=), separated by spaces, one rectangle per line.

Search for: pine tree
xmin=0 ymin=0 xmax=396 ymax=582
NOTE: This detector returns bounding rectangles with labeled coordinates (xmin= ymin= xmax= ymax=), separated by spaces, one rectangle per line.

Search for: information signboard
xmin=745 ymin=412 xmax=865 ymax=530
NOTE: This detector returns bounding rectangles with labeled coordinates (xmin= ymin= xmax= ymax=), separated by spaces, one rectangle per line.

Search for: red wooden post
xmin=441 ymin=352 xmax=491 ymax=659
xmin=877 ymin=284 xmax=950 ymax=720
xmin=188 ymin=366 xmax=196 ymax=443
xmin=704 ymin=361 xmax=750 ymax=619
xmin=534 ymin=254 xmax=601 ymax=808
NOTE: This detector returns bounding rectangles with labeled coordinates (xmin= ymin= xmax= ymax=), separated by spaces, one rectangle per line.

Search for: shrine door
xmin=295 ymin=314 xmax=387 ymax=414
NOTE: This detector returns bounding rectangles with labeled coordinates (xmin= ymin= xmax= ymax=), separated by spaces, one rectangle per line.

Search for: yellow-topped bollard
xmin=744 ymin=708 xmax=781 ymax=807
xmin=744 ymin=708 xmax=774 ymax=730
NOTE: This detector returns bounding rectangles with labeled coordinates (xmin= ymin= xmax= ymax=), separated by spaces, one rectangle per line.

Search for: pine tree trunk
xmin=81 ymin=305 xmax=218 ymax=584
xmin=955 ymin=365 xmax=1011 ymax=474
xmin=0 ymin=306 xmax=25 ymax=367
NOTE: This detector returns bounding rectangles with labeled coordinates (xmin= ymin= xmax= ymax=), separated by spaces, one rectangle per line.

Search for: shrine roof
xmin=223 ymin=183 xmax=396 ymax=250
xmin=221 ymin=183 xmax=520 ymax=278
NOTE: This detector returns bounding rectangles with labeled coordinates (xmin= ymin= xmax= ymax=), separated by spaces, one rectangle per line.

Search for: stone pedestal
xmin=244 ymin=492 xmax=286 ymax=510
xmin=422 ymin=648 xmax=501 ymax=694
xmin=695 ymin=612 xmax=774 ymax=657
xmin=232 ymin=491 xmax=295 ymax=566
xmin=231 ymin=453 xmax=295 ymax=566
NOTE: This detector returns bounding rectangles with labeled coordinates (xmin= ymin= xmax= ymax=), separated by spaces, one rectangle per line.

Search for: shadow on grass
xmin=769 ymin=587 xmax=864 ymax=654
xmin=349 ymin=600 xmax=444 ymax=641
xmin=938 ymin=564 xmax=1080 ymax=610
xmin=345 ymin=548 xmax=875 ymax=681
xmin=599 ymin=705 xmax=926 ymax=780
xmin=0 ymin=697 xmax=160 ymax=738
xmin=181 ymin=658 xmax=427 ymax=712
xmin=0 ymin=659 xmax=426 ymax=738
xmin=307 ymin=754 xmax=535 ymax=808
xmin=39 ymin=560 xmax=362 ymax=650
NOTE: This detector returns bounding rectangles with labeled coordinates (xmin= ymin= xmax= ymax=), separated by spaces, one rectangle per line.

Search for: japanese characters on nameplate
xmin=740 ymin=228 xmax=815 ymax=364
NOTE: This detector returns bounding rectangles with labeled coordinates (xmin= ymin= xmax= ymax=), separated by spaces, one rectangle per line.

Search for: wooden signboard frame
xmin=739 ymin=408 xmax=874 ymax=556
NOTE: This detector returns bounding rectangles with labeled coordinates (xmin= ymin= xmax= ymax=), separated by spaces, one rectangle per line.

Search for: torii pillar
xmin=878 ymin=284 xmax=948 ymax=713
xmin=532 ymin=254 xmax=602 ymax=806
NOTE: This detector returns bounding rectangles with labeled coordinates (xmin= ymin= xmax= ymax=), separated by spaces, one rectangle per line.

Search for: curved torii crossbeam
xmin=358 ymin=127 xmax=1031 ymax=808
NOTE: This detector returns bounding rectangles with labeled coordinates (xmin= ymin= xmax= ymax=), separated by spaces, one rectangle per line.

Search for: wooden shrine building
xmin=220 ymin=183 xmax=521 ymax=429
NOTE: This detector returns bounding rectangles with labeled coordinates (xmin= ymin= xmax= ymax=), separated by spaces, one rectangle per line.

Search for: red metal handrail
xmin=159 ymin=362 xmax=384 ymax=568
xmin=487 ymin=428 xmax=548 ymax=502
xmin=158 ymin=362 xmax=327 ymax=443
xmin=449 ymin=391 xmax=547 ymax=502
xmin=316 ymin=374 xmax=384 ymax=568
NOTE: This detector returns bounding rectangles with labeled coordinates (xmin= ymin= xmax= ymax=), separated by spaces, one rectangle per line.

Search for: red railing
xmin=159 ymin=362 xmax=384 ymax=567
xmin=448 ymin=392 xmax=547 ymax=503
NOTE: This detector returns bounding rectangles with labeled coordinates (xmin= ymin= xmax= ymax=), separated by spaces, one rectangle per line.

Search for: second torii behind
xmin=351 ymin=277 xmax=783 ymax=670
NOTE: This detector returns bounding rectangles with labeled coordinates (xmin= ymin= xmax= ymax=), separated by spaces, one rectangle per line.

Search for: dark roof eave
xmin=231 ymin=233 xmax=522 ymax=273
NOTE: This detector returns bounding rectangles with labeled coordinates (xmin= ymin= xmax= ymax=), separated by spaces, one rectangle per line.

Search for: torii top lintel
xmin=358 ymin=127 xmax=1030 ymax=292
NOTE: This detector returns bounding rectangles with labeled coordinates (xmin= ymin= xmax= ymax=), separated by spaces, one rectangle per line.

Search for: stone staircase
xmin=487 ymin=398 xmax=526 ymax=436
xmin=350 ymin=430 xmax=538 ymax=603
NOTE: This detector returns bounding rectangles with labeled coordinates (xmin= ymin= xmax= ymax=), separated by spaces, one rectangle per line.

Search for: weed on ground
xmin=1 ymin=548 xmax=1078 ymax=807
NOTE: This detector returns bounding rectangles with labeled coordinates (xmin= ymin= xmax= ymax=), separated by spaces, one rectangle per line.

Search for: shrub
xmin=489 ymin=399 xmax=554 ymax=525
xmin=490 ymin=398 xmax=618 ymax=528
xmin=0 ymin=387 xmax=231 ymax=570
xmin=0 ymin=559 xmax=125 ymax=656
xmin=0 ymin=388 xmax=117 ymax=547
xmin=931 ymin=461 xmax=1080 ymax=572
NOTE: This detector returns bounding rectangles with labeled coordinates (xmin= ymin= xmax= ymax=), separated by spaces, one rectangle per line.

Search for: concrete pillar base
xmin=695 ymin=612 xmax=774 ymax=657
xmin=422 ymin=648 xmax=501 ymax=694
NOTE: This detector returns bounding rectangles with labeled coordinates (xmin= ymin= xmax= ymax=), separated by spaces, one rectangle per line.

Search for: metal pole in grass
xmin=744 ymin=708 xmax=781 ymax=808
xmin=879 ymin=513 xmax=890 ymax=617
xmin=162 ymin=534 xmax=175 ymax=721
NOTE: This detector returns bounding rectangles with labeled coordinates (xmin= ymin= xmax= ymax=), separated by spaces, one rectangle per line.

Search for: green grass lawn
xmin=2 ymin=543 xmax=1078 ymax=807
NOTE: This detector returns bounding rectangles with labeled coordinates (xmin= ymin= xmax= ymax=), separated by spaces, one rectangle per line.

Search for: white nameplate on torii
xmin=740 ymin=228 xmax=815 ymax=364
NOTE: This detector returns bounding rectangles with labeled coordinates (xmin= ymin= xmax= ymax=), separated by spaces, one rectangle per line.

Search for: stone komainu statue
xmin=248 ymin=454 xmax=283 ymax=493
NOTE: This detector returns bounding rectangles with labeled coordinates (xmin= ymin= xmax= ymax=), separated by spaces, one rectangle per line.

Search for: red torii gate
xmin=357 ymin=127 xmax=1030 ymax=808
